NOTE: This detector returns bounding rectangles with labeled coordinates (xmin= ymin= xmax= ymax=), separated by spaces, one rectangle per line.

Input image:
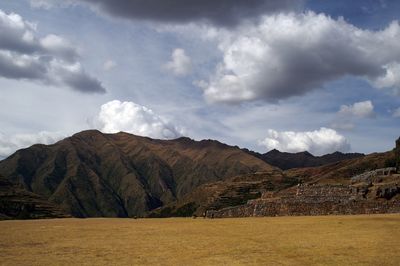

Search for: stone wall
xmin=351 ymin=167 xmax=396 ymax=183
xmin=206 ymin=183 xmax=400 ymax=218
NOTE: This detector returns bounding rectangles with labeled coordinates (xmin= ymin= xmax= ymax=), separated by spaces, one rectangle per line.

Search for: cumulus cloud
xmin=0 ymin=131 xmax=64 ymax=159
xmin=94 ymin=100 xmax=182 ymax=139
xmin=164 ymin=48 xmax=192 ymax=76
xmin=32 ymin=0 xmax=302 ymax=27
xmin=198 ymin=12 xmax=400 ymax=103
xmin=103 ymin=59 xmax=117 ymax=71
xmin=393 ymin=107 xmax=400 ymax=118
xmin=0 ymin=9 xmax=105 ymax=94
xmin=338 ymin=101 xmax=375 ymax=118
xmin=259 ymin=127 xmax=350 ymax=155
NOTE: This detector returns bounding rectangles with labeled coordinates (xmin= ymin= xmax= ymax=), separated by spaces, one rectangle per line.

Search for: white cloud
xmin=94 ymin=100 xmax=182 ymax=139
xmin=198 ymin=12 xmax=400 ymax=103
xmin=103 ymin=59 xmax=117 ymax=71
xmin=372 ymin=63 xmax=400 ymax=95
xmin=393 ymin=107 xmax=400 ymax=118
xmin=0 ymin=131 xmax=64 ymax=159
xmin=338 ymin=100 xmax=375 ymax=118
xmin=164 ymin=48 xmax=192 ymax=76
xmin=331 ymin=100 xmax=375 ymax=130
xmin=259 ymin=127 xmax=350 ymax=155
xmin=0 ymin=9 xmax=105 ymax=93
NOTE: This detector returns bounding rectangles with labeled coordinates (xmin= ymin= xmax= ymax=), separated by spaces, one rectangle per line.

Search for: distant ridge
xmin=244 ymin=148 xmax=364 ymax=170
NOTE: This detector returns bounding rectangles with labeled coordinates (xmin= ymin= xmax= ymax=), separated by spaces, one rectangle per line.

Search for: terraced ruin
xmin=206 ymin=173 xmax=400 ymax=218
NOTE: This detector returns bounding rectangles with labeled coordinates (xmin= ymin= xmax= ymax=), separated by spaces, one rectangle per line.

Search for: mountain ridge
xmin=0 ymin=130 xmax=392 ymax=219
xmin=0 ymin=130 xmax=273 ymax=218
xmin=243 ymin=148 xmax=364 ymax=170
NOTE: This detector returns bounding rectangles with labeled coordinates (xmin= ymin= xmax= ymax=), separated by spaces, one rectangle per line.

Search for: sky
xmin=0 ymin=0 xmax=399 ymax=159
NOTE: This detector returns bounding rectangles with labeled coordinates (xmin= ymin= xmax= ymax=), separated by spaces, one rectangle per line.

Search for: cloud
xmin=30 ymin=0 xmax=58 ymax=9
xmin=94 ymin=100 xmax=182 ymax=139
xmin=330 ymin=122 xmax=355 ymax=131
xmin=40 ymin=34 xmax=78 ymax=62
xmin=103 ymin=59 xmax=117 ymax=71
xmin=332 ymin=100 xmax=375 ymax=130
xmin=372 ymin=63 xmax=400 ymax=95
xmin=393 ymin=107 xmax=400 ymax=118
xmin=30 ymin=0 xmax=75 ymax=9
xmin=0 ymin=131 xmax=64 ymax=159
xmin=164 ymin=48 xmax=192 ymax=76
xmin=338 ymin=101 xmax=375 ymax=118
xmin=34 ymin=0 xmax=302 ymax=27
xmin=259 ymin=127 xmax=350 ymax=155
xmin=0 ymin=9 xmax=105 ymax=94
xmin=198 ymin=12 xmax=400 ymax=103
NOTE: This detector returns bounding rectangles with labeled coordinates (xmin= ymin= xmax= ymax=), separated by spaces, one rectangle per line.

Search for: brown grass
xmin=1 ymin=214 xmax=399 ymax=265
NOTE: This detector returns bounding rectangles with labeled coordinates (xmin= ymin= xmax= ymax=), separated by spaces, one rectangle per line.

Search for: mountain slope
xmin=0 ymin=130 xmax=273 ymax=217
xmin=0 ymin=176 xmax=69 ymax=220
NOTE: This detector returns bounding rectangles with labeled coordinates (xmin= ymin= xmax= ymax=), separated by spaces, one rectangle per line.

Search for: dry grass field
xmin=1 ymin=214 xmax=400 ymax=265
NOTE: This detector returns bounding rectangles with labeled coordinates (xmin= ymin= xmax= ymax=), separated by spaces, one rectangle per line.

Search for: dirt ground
xmin=1 ymin=214 xmax=399 ymax=265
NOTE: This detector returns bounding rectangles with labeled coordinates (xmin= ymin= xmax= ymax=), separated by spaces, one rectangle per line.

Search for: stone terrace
xmin=206 ymin=182 xmax=400 ymax=218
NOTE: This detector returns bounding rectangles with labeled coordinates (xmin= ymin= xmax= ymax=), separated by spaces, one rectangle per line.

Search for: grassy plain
xmin=1 ymin=214 xmax=399 ymax=265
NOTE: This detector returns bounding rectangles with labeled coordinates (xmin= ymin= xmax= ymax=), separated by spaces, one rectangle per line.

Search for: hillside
xmin=0 ymin=130 xmax=273 ymax=217
xmin=0 ymin=175 xmax=69 ymax=219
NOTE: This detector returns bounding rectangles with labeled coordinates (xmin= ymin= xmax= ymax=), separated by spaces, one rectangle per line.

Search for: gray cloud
xmin=0 ymin=51 xmax=46 ymax=79
xmin=0 ymin=9 xmax=105 ymax=94
xmin=199 ymin=12 xmax=400 ymax=103
xmin=32 ymin=0 xmax=303 ymax=27
xmin=0 ymin=11 xmax=40 ymax=54
xmin=61 ymin=68 xmax=106 ymax=93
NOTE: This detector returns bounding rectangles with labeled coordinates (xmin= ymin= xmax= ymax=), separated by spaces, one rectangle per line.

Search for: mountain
xmin=0 ymin=130 xmax=396 ymax=219
xmin=0 ymin=175 xmax=69 ymax=219
xmin=244 ymin=149 xmax=364 ymax=170
xmin=0 ymin=130 xmax=273 ymax=218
